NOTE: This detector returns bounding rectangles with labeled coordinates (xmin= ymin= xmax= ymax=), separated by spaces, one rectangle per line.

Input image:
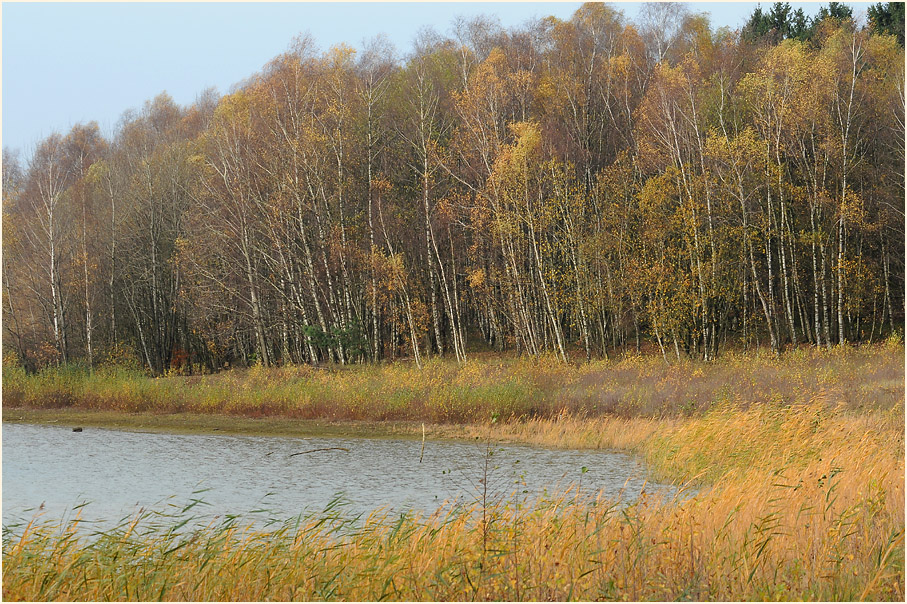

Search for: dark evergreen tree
xmin=868 ymin=2 xmax=905 ymax=45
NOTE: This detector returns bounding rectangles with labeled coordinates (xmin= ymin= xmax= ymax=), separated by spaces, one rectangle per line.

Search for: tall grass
xmin=4 ymin=400 xmax=903 ymax=601
xmin=4 ymin=344 xmax=903 ymax=422
xmin=4 ymin=346 xmax=902 ymax=600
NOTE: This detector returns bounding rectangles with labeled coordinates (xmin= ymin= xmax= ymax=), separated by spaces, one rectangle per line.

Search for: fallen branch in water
xmin=289 ymin=447 xmax=350 ymax=457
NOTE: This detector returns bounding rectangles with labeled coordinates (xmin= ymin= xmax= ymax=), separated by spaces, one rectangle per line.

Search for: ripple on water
xmin=2 ymin=422 xmax=681 ymax=530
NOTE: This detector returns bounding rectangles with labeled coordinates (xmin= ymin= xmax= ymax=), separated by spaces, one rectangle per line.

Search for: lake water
xmin=3 ymin=423 xmax=678 ymax=530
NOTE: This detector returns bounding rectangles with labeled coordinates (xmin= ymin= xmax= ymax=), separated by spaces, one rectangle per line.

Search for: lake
xmin=3 ymin=423 xmax=679 ymax=530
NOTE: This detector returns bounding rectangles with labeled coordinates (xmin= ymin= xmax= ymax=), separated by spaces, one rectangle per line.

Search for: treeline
xmin=3 ymin=2 xmax=904 ymax=373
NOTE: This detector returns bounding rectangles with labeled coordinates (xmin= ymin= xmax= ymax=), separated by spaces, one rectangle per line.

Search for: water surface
xmin=3 ymin=423 xmax=677 ymax=529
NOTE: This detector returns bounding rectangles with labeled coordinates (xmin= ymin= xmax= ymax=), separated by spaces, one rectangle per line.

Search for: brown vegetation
xmin=3 ymin=344 xmax=902 ymax=425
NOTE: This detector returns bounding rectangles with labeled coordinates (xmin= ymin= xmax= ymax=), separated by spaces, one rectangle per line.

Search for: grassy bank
xmin=3 ymin=345 xmax=904 ymax=600
xmin=3 ymin=344 xmax=903 ymax=423
xmin=1 ymin=408 xmax=432 ymax=440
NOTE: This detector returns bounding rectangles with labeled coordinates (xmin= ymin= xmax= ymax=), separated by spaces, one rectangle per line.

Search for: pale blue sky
xmin=2 ymin=2 xmax=871 ymax=155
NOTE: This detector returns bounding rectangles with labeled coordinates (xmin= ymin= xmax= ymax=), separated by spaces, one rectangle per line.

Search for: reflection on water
xmin=3 ymin=423 xmax=679 ymax=529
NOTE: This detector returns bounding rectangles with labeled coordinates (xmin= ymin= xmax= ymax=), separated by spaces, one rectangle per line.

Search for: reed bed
xmin=4 ymin=399 xmax=903 ymax=601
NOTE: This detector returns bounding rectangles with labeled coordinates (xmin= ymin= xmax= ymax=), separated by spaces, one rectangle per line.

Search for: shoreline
xmin=2 ymin=407 xmax=451 ymax=441
xmin=4 ymin=345 xmax=903 ymax=484
xmin=1 ymin=407 xmax=591 ymax=450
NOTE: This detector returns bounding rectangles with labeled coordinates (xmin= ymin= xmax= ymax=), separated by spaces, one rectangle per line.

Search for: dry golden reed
xmin=4 ymin=397 xmax=903 ymax=601
xmin=3 ymin=345 xmax=903 ymax=600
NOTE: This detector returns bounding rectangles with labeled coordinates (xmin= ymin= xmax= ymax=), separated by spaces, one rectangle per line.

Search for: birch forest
xmin=3 ymin=2 xmax=904 ymax=374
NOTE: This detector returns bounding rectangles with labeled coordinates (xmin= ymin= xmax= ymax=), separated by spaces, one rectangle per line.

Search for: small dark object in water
xmin=72 ymin=427 xmax=83 ymax=432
